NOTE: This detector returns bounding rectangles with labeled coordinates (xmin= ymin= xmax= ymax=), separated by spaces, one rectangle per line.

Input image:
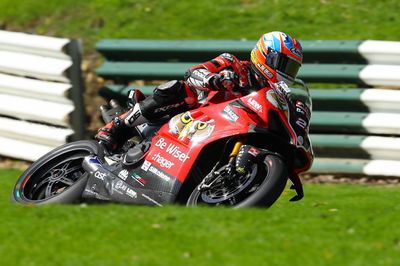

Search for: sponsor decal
xmin=247 ymin=98 xmax=263 ymax=112
xmin=125 ymin=187 xmax=137 ymax=199
xmin=152 ymin=152 xmax=174 ymax=169
xmin=256 ymin=63 xmax=274 ymax=79
xmin=114 ymin=180 xmax=137 ymax=198
xmin=132 ymin=172 xmax=146 ymax=186
xmin=248 ymin=147 xmax=261 ymax=156
xmin=118 ymin=169 xmax=129 ymax=181
xmin=296 ymin=118 xmax=308 ymax=129
xmin=169 ymin=112 xmax=215 ymax=142
xmin=126 ymin=110 xmax=141 ymax=125
xmin=290 ymin=47 xmax=302 ymax=58
xmin=296 ymin=107 xmax=305 ymax=115
xmin=154 ymin=101 xmax=185 ymax=113
xmin=221 ymin=106 xmax=239 ymax=123
xmin=155 ymin=137 xmax=191 ymax=162
xmin=141 ymin=160 xmax=151 ymax=171
xmin=141 ymin=193 xmax=162 ymax=207
xmin=114 ymin=180 xmax=127 ymax=194
xmin=149 ymin=165 xmax=171 ymax=182
xmin=94 ymin=171 xmax=106 ymax=181
xmin=295 ymin=100 xmax=311 ymax=118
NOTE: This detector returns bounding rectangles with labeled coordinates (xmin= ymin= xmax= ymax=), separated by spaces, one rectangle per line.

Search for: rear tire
xmin=11 ymin=140 xmax=103 ymax=205
xmin=186 ymin=155 xmax=288 ymax=208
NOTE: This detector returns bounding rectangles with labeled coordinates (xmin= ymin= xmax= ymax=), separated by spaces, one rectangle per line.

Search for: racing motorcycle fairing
xmin=82 ymin=82 xmax=313 ymax=206
xmin=140 ymin=86 xmax=313 ymax=186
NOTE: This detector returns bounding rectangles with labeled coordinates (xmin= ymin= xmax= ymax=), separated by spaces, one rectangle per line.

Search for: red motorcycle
xmin=11 ymin=81 xmax=313 ymax=208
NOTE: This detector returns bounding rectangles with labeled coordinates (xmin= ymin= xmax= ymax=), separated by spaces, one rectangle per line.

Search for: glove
xmin=206 ymin=70 xmax=239 ymax=91
xmin=95 ymin=117 xmax=131 ymax=151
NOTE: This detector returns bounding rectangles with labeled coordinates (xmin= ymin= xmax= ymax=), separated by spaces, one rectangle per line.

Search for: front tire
xmin=11 ymin=140 xmax=103 ymax=205
xmin=186 ymin=155 xmax=288 ymax=208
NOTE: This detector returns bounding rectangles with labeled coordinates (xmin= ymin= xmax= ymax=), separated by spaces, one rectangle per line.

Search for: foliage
xmin=0 ymin=0 xmax=399 ymax=52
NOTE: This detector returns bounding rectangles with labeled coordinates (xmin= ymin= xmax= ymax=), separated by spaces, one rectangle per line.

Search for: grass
xmin=1 ymin=168 xmax=400 ymax=265
xmin=0 ymin=0 xmax=399 ymax=52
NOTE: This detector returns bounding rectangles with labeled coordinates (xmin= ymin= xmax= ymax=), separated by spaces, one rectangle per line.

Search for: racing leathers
xmin=96 ymin=53 xmax=259 ymax=150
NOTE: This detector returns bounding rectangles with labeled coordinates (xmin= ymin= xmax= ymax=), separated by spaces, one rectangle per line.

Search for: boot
xmin=96 ymin=103 xmax=148 ymax=151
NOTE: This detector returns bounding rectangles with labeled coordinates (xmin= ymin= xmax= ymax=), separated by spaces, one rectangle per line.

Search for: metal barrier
xmin=96 ymin=39 xmax=400 ymax=86
xmin=0 ymin=30 xmax=85 ymax=161
xmin=95 ymin=39 xmax=400 ymax=177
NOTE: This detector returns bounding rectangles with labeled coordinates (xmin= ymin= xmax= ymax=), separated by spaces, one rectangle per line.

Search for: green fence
xmin=95 ymin=39 xmax=400 ymax=177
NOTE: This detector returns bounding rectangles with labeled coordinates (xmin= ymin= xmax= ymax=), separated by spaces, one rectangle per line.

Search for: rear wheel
xmin=11 ymin=140 xmax=103 ymax=205
xmin=186 ymin=155 xmax=288 ymax=208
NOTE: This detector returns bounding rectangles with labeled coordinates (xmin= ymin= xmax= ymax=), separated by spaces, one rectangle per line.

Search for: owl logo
xmin=169 ymin=111 xmax=215 ymax=143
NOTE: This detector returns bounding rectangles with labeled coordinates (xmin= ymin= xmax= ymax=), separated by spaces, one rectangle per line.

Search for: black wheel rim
xmin=200 ymin=164 xmax=261 ymax=205
xmin=18 ymin=152 xmax=89 ymax=202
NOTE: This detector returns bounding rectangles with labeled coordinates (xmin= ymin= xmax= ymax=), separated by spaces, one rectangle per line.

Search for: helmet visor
xmin=265 ymin=48 xmax=301 ymax=79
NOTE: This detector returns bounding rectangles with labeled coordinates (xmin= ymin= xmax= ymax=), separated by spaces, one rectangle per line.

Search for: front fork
xmin=198 ymin=139 xmax=245 ymax=191
xmin=198 ymin=138 xmax=304 ymax=201
xmin=227 ymin=139 xmax=245 ymax=172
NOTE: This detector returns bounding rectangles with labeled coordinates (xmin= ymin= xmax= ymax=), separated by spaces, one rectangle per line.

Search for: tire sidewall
xmin=11 ymin=140 xmax=103 ymax=205
xmin=234 ymin=155 xmax=288 ymax=208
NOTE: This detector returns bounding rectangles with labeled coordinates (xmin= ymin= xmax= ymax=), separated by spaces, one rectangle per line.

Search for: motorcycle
xmin=11 ymin=80 xmax=313 ymax=208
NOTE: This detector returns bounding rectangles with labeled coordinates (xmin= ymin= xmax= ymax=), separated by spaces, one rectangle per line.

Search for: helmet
xmin=251 ymin=31 xmax=303 ymax=87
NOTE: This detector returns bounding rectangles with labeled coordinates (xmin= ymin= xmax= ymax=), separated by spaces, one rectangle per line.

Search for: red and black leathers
xmin=96 ymin=53 xmax=262 ymax=150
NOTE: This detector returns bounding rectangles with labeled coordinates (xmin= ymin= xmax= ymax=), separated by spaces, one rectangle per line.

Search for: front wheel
xmin=11 ymin=140 xmax=103 ymax=205
xmin=186 ymin=155 xmax=288 ymax=208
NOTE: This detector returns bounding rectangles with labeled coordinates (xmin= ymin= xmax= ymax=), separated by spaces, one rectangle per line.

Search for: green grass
xmin=1 ymin=168 xmax=400 ymax=265
xmin=0 ymin=0 xmax=399 ymax=52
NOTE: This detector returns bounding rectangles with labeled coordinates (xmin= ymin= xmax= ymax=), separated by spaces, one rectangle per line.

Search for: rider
xmin=96 ymin=31 xmax=305 ymax=151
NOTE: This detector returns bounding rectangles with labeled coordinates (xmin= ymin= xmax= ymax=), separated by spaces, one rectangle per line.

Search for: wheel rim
xmin=19 ymin=152 xmax=89 ymax=202
xmin=200 ymin=165 xmax=260 ymax=205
